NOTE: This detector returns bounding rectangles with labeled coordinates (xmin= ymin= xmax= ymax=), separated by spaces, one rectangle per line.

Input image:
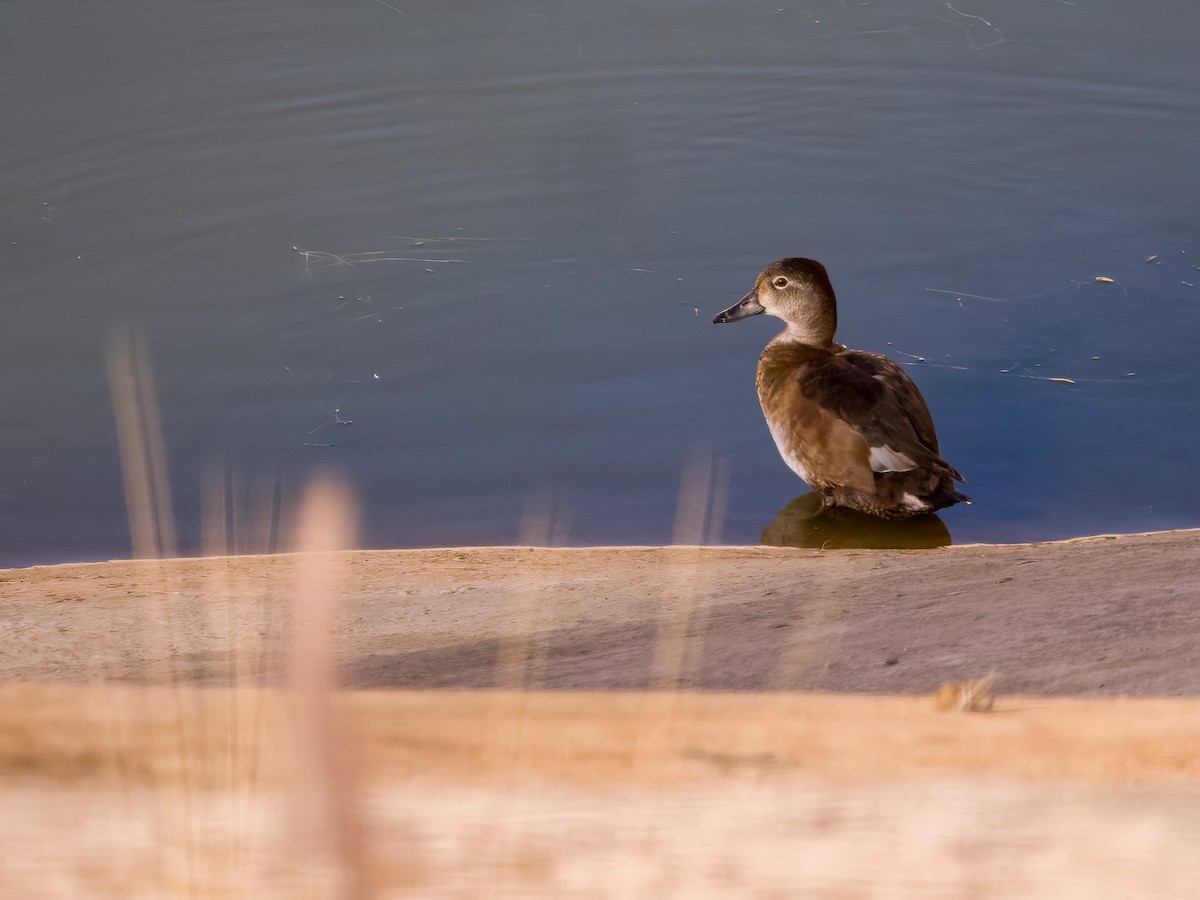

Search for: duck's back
xmin=756 ymin=340 xmax=966 ymax=516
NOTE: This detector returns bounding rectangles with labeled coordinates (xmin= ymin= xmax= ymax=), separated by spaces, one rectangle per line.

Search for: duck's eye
xmin=773 ymin=276 xmax=788 ymax=288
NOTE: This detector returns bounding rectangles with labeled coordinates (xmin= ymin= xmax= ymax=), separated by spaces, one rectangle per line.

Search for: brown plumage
xmin=714 ymin=257 xmax=969 ymax=519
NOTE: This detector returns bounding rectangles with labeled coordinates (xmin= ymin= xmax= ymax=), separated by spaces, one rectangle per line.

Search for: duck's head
xmin=713 ymin=257 xmax=838 ymax=347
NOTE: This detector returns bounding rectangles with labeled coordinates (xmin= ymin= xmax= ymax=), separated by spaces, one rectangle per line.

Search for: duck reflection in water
xmin=761 ymin=492 xmax=951 ymax=550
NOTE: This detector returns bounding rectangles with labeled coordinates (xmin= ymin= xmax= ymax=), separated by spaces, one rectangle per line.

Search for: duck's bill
xmin=713 ymin=290 xmax=764 ymax=324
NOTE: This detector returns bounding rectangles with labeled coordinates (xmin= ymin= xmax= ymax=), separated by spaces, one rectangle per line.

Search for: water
xmin=2 ymin=0 xmax=1198 ymax=565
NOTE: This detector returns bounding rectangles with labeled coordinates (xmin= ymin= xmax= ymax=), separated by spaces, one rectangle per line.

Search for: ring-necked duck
xmin=714 ymin=257 xmax=969 ymax=518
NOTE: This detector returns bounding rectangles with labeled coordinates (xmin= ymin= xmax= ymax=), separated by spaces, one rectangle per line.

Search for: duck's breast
xmin=756 ymin=343 xmax=877 ymax=493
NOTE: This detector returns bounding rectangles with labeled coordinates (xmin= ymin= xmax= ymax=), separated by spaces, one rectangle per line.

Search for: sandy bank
xmin=4 ymin=529 xmax=1200 ymax=695
xmin=3 ymin=531 xmax=1200 ymax=896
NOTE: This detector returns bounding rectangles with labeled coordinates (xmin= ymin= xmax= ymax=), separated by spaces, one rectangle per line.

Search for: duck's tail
xmin=926 ymin=477 xmax=972 ymax=511
xmin=864 ymin=464 xmax=970 ymax=517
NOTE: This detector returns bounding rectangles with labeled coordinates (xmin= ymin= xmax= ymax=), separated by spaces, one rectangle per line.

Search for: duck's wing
xmin=799 ymin=349 xmax=962 ymax=481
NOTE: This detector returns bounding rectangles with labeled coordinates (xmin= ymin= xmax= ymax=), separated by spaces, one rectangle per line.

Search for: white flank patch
xmin=869 ymin=445 xmax=917 ymax=473
xmin=900 ymin=492 xmax=929 ymax=512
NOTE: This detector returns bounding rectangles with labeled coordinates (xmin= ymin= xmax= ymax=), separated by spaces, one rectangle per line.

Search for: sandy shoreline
xmin=5 ymin=528 xmax=1200 ymax=695
xmin=4 ymin=530 xmax=1200 ymax=896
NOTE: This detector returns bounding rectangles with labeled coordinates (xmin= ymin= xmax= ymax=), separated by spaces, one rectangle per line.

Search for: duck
xmin=713 ymin=257 xmax=970 ymax=519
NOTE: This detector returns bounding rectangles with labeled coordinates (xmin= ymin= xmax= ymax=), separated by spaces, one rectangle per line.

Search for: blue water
xmin=2 ymin=0 xmax=1198 ymax=564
